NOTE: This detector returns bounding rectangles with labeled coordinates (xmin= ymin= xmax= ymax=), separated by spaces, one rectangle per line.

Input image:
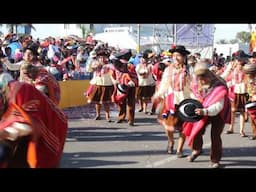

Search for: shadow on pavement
xmin=61 ymin=155 xmax=137 ymax=168
xmin=182 ymin=146 xmax=256 ymax=168
xmin=60 ymin=149 xmax=170 ymax=168
xmin=66 ymin=127 xmax=167 ymax=142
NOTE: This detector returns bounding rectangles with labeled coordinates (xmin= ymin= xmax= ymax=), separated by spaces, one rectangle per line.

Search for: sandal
xmin=225 ymin=130 xmax=234 ymax=134
xmin=187 ymin=151 xmax=201 ymax=162
xmin=249 ymin=136 xmax=256 ymax=140
xmin=106 ymin=119 xmax=112 ymax=123
xmin=94 ymin=116 xmax=101 ymax=120
xmin=167 ymin=145 xmax=174 ymax=154
xmin=211 ymin=162 xmax=221 ymax=168
xmin=176 ymin=152 xmax=186 ymax=158
xmin=240 ymin=132 xmax=247 ymax=137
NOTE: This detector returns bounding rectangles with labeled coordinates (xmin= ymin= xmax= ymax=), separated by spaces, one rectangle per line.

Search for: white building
xmin=213 ymin=43 xmax=250 ymax=58
xmin=93 ymin=27 xmax=138 ymax=50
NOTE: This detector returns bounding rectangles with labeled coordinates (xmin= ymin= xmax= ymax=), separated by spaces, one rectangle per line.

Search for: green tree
xmin=217 ymin=39 xmax=228 ymax=44
xmin=76 ymin=24 xmax=93 ymax=38
xmin=236 ymin=31 xmax=251 ymax=43
xmin=229 ymin=39 xmax=239 ymax=44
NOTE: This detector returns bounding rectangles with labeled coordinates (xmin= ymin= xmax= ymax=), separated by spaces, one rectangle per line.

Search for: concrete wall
xmin=58 ymin=80 xmax=90 ymax=109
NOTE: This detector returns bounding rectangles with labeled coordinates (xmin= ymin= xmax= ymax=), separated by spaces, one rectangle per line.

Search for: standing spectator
xmin=76 ymin=46 xmax=88 ymax=79
xmin=194 ymin=52 xmax=201 ymax=62
xmin=0 ymin=62 xmax=13 ymax=87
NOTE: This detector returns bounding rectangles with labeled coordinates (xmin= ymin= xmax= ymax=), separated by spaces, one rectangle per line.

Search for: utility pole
xmin=197 ymin=31 xmax=199 ymax=49
xmin=196 ymin=24 xmax=203 ymax=49
xmin=153 ymin=24 xmax=155 ymax=45
xmin=137 ymin=24 xmax=141 ymax=53
xmin=153 ymin=24 xmax=157 ymax=52
xmin=173 ymin=24 xmax=177 ymax=45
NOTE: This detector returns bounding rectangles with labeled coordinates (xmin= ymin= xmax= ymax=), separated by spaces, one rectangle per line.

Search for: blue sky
xmin=0 ymin=24 xmax=251 ymax=43
xmin=214 ymin=24 xmax=250 ymax=42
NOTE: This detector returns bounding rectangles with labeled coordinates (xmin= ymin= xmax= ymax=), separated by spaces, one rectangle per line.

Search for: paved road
xmin=60 ymin=104 xmax=256 ymax=168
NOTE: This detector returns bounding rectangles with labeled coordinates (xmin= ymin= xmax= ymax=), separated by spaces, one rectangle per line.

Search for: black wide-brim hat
xmin=169 ymin=45 xmax=191 ymax=56
xmin=111 ymin=49 xmax=132 ymax=64
xmin=234 ymin=50 xmax=250 ymax=60
xmin=176 ymin=99 xmax=203 ymax=122
xmin=113 ymin=50 xmax=132 ymax=61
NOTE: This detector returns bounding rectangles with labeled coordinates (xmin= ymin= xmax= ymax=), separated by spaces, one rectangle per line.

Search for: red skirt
xmin=137 ymin=85 xmax=155 ymax=102
xmin=87 ymin=85 xmax=114 ymax=104
xmin=232 ymin=93 xmax=248 ymax=112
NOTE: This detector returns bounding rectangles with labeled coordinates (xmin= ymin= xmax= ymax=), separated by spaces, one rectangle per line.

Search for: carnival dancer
xmin=221 ymin=50 xmax=249 ymax=137
xmin=135 ymin=51 xmax=156 ymax=114
xmin=0 ymin=80 xmax=67 ymax=168
xmin=152 ymin=45 xmax=190 ymax=157
xmin=243 ymin=63 xmax=256 ymax=140
xmin=151 ymin=58 xmax=171 ymax=115
xmin=85 ymin=48 xmax=114 ymax=122
xmin=111 ymin=50 xmax=138 ymax=126
xmin=183 ymin=61 xmax=231 ymax=168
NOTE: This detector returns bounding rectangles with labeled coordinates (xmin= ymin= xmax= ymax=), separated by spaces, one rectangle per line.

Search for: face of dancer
xmin=172 ymin=52 xmax=185 ymax=65
xmin=235 ymin=59 xmax=245 ymax=70
xmin=197 ymin=73 xmax=211 ymax=86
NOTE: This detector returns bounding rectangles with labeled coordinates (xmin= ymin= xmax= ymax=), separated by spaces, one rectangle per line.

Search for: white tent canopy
xmin=93 ymin=32 xmax=138 ymax=50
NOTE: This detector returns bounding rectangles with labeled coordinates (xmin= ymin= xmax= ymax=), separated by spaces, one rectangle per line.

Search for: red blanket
xmin=183 ymin=85 xmax=230 ymax=146
xmin=0 ymin=81 xmax=67 ymax=168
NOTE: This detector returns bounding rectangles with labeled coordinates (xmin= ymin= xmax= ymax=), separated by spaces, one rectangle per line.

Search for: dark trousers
xmin=249 ymin=115 xmax=256 ymax=137
xmin=192 ymin=115 xmax=225 ymax=163
xmin=118 ymin=87 xmax=136 ymax=123
xmin=0 ymin=136 xmax=30 ymax=168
